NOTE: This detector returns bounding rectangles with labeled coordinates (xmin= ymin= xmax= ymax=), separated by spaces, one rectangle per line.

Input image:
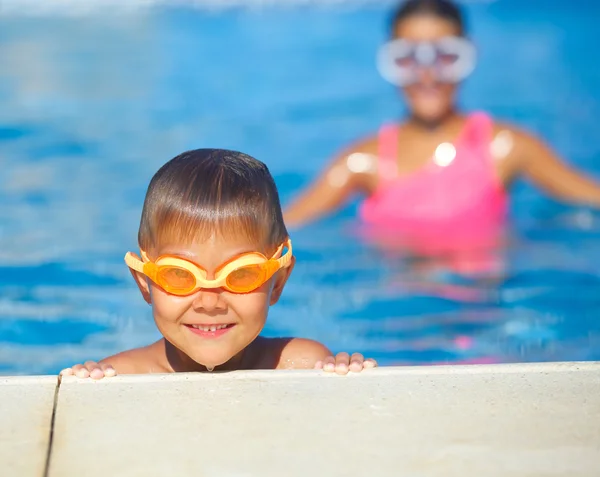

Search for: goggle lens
xmin=157 ymin=266 xmax=196 ymax=294
xmin=225 ymin=264 xmax=265 ymax=293
xmin=438 ymin=52 xmax=460 ymax=66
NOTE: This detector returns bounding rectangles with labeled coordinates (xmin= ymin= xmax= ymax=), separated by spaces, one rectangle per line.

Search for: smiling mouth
xmin=183 ymin=323 xmax=236 ymax=336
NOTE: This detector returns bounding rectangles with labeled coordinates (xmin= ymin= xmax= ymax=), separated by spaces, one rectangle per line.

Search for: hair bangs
xmin=142 ymin=201 xmax=271 ymax=252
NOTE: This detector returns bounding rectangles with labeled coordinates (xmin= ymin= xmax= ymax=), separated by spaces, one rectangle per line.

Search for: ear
xmin=128 ymin=252 xmax=152 ymax=305
xmin=269 ymin=256 xmax=295 ymax=306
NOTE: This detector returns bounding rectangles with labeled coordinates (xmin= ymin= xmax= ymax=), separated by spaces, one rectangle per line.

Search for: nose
xmin=415 ymin=66 xmax=436 ymax=85
xmin=191 ymin=288 xmax=227 ymax=313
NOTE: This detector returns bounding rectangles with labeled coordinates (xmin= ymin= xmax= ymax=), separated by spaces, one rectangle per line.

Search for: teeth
xmin=190 ymin=324 xmax=229 ymax=331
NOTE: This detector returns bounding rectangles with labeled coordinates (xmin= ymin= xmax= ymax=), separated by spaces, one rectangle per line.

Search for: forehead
xmin=152 ymin=233 xmax=266 ymax=263
xmin=394 ymin=15 xmax=460 ymax=41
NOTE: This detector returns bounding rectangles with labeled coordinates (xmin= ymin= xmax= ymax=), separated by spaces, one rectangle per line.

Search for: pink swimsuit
xmin=358 ymin=112 xmax=508 ymax=255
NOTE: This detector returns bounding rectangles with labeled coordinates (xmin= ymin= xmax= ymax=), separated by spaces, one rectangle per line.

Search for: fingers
xmin=320 ymin=352 xmax=350 ymax=375
xmin=334 ymin=352 xmax=350 ymax=375
xmin=363 ymin=358 xmax=378 ymax=368
xmin=348 ymin=352 xmax=364 ymax=373
xmin=88 ymin=366 xmax=106 ymax=380
xmin=320 ymin=353 xmax=378 ymax=374
xmin=71 ymin=363 xmax=90 ymax=378
xmin=101 ymin=363 xmax=117 ymax=377
xmin=322 ymin=355 xmax=336 ymax=373
xmin=59 ymin=361 xmax=116 ymax=380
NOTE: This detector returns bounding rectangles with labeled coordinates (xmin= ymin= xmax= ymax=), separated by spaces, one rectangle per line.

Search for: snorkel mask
xmin=376 ymin=36 xmax=476 ymax=86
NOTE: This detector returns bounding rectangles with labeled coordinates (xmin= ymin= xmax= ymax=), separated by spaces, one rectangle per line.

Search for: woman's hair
xmin=390 ymin=0 xmax=465 ymax=36
xmin=138 ymin=149 xmax=288 ymax=252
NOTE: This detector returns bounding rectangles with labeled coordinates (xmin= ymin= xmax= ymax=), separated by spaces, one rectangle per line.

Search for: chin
xmin=191 ymin=351 xmax=233 ymax=369
xmin=414 ymin=113 xmax=446 ymax=126
xmin=404 ymin=90 xmax=455 ymax=124
xmin=410 ymin=99 xmax=449 ymax=116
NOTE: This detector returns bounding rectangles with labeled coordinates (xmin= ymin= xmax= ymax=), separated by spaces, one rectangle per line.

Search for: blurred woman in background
xmin=284 ymin=0 xmax=600 ymax=258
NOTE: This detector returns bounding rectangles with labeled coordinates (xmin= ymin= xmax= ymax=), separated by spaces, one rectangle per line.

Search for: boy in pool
xmin=61 ymin=149 xmax=376 ymax=380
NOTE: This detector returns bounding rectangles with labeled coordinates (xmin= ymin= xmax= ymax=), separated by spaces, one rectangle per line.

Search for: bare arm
xmin=512 ymin=128 xmax=600 ymax=206
xmin=97 ymin=349 xmax=151 ymax=374
xmin=276 ymin=338 xmax=332 ymax=370
xmin=276 ymin=338 xmax=378 ymax=374
xmin=60 ymin=342 xmax=167 ymax=379
xmin=283 ymin=139 xmax=377 ymax=228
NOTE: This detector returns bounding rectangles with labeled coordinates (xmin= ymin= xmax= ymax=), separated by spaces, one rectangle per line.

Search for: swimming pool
xmin=1 ymin=0 xmax=600 ymax=375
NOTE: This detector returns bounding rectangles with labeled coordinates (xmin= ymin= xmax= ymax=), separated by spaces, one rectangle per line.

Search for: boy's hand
xmin=60 ymin=361 xmax=116 ymax=380
xmin=315 ymin=352 xmax=377 ymax=375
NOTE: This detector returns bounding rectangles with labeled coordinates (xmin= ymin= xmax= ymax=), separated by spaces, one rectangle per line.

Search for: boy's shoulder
xmin=99 ymin=341 xmax=167 ymax=374
xmin=255 ymin=336 xmax=331 ymax=370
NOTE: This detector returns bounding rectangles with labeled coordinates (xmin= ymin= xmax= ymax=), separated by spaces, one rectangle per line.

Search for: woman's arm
xmin=512 ymin=128 xmax=600 ymax=206
xmin=284 ymin=139 xmax=377 ymax=228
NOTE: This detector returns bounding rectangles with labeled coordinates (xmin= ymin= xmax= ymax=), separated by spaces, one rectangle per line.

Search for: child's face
xmin=131 ymin=234 xmax=293 ymax=369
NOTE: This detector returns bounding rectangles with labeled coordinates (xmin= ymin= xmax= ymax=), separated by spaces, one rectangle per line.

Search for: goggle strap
xmin=124 ymin=252 xmax=145 ymax=274
xmin=275 ymin=239 xmax=293 ymax=269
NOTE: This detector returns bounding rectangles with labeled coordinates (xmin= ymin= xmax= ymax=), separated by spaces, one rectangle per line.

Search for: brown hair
xmin=138 ymin=148 xmax=288 ymax=252
xmin=391 ymin=0 xmax=465 ymax=37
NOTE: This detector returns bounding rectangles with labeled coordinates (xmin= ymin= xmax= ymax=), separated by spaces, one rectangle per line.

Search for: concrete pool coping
xmin=1 ymin=362 xmax=599 ymax=477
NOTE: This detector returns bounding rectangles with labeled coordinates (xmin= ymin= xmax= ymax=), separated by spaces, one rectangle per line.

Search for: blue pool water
xmin=1 ymin=0 xmax=600 ymax=375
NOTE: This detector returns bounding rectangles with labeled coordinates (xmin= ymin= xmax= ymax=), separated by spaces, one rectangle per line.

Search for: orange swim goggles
xmin=124 ymin=239 xmax=293 ymax=296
